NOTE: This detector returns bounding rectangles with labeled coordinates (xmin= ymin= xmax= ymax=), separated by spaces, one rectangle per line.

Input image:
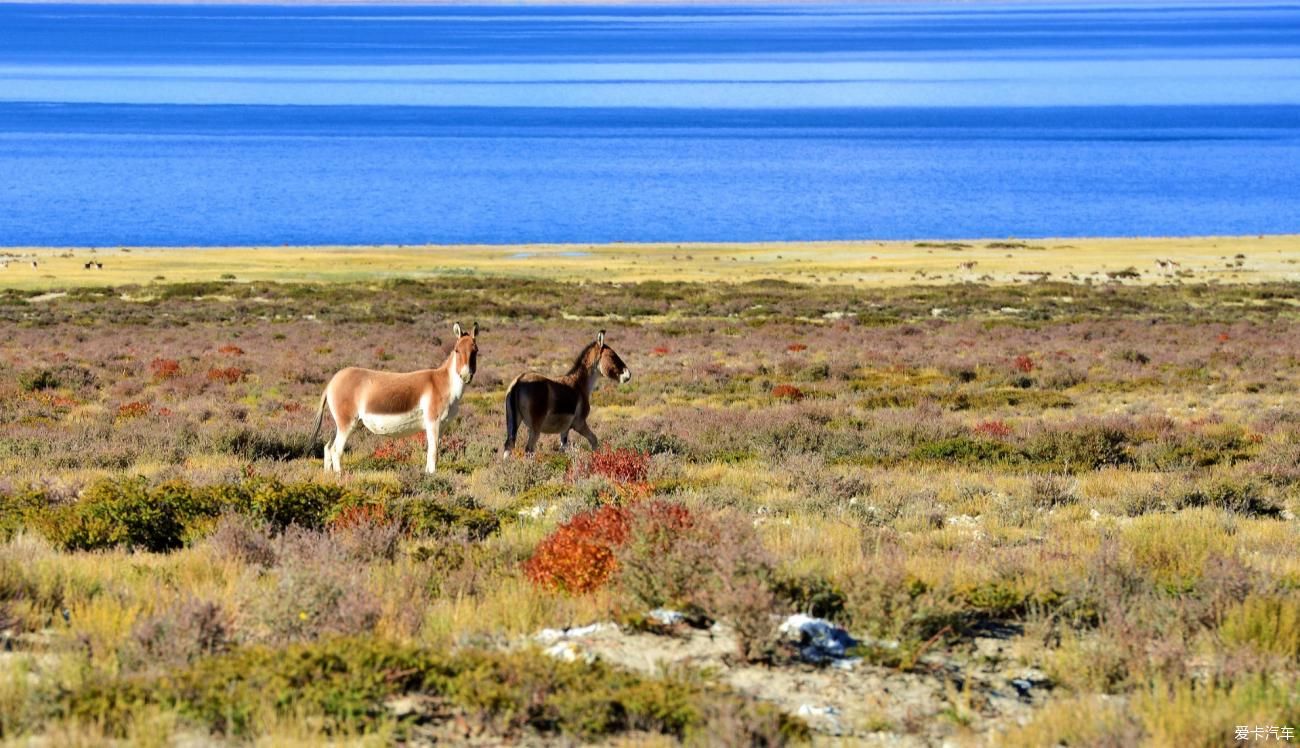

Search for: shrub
xmin=771 ymin=384 xmax=805 ymax=402
xmin=65 ymin=638 xmax=806 ymax=742
xmin=328 ymin=504 xmax=402 ymax=562
xmin=911 ymin=436 xmax=1014 ymax=465
xmin=773 ymin=572 xmax=846 ymax=621
xmin=1028 ymin=422 xmax=1131 ymax=470
xmin=252 ymin=527 xmax=382 ymax=643
xmin=786 ymin=343 xmax=808 ymax=353
xmin=1173 ymin=478 xmax=1281 ymax=517
xmin=33 ymin=478 xmax=223 ymax=553
xmin=524 ymin=505 xmax=629 ymax=594
xmin=1013 ymin=355 xmax=1036 ymax=374
xmin=124 ymin=597 xmax=232 ymax=672
xmin=149 ymin=357 xmax=182 ymax=381
xmin=1253 ymin=440 xmax=1300 ymax=487
xmin=207 ymin=367 xmax=247 ymax=384
xmin=18 ymin=369 xmax=60 ymax=392
xmin=1028 ymin=473 xmax=1078 ymax=508
xmin=972 ymin=419 xmax=1014 ymax=440
xmin=115 ymin=401 xmax=150 ymax=419
xmin=569 ymin=448 xmax=651 ymax=486
xmin=1218 ymin=595 xmax=1300 ymax=661
xmin=395 ymin=496 xmax=500 ymax=541
xmin=206 ymin=513 xmax=276 ymax=567
xmin=617 ymin=503 xmax=778 ymax=662
xmin=217 ymin=344 xmax=245 ymax=356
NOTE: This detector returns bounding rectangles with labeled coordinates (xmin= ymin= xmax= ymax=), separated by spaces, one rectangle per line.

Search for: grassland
xmin=2 ymin=233 xmax=1297 ymax=291
xmin=0 ymin=245 xmax=1298 ymax=745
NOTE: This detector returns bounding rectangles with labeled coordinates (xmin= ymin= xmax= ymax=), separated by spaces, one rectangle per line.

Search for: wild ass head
xmin=451 ymin=322 xmax=478 ymax=384
xmin=593 ymin=330 xmax=631 ymax=384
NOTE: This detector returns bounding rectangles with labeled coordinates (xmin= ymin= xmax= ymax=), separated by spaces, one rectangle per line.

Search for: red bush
xmin=525 ymin=500 xmax=699 ymax=595
xmin=524 ymin=505 xmax=631 ymax=593
xmin=329 ymin=503 xmax=389 ymax=532
xmin=116 ymin=401 xmax=150 ymax=419
xmin=771 ymin=384 xmax=805 ymax=402
xmin=207 ymin=367 xmax=246 ymax=384
xmin=972 ymin=419 xmax=1014 ymax=439
xmin=1012 ymin=355 xmax=1036 ymax=374
xmin=150 ymin=357 xmax=181 ymax=381
xmin=218 ymin=344 xmax=245 ymax=356
xmin=651 ymin=346 xmax=670 ymax=356
xmin=33 ymin=391 xmax=78 ymax=410
xmin=570 ymin=448 xmax=651 ymax=485
xmin=786 ymin=343 xmax=808 ymax=353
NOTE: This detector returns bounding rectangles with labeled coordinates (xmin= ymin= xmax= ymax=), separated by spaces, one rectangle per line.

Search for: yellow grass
xmin=2 ymin=234 xmax=1298 ymax=291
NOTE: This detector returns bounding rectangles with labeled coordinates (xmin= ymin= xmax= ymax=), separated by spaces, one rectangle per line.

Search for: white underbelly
xmin=361 ymin=409 xmax=425 ymax=436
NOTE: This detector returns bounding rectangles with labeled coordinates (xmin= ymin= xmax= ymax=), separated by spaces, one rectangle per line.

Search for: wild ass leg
xmin=425 ymin=419 xmax=440 ymax=474
xmin=330 ymin=421 xmax=355 ymax=473
xmin=560 ymin=429 xmax=571 ymax=451
xmin=574 ymin=420 xmax=598 ymax=451
xmin=524 ymin=426 xmax=540 ymax=455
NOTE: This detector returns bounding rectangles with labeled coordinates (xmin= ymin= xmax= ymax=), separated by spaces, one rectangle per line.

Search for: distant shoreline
xmin=3 ymin=235 xmax=1297 ymax=291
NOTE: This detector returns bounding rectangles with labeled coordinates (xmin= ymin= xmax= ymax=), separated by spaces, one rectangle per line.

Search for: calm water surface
xmin=0 ymin=2 xmax=1298 ymax=245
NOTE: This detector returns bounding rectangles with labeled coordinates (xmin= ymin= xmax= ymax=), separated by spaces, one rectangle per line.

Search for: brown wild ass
xmin=313 ymin=323 xmax=478 ymax=473
xmin=502 ymin=330 xmax=630 ymax=456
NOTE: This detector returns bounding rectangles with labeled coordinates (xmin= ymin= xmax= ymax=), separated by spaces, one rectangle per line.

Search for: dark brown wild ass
xmin=502 ymin=330 xmax=630 ymax=455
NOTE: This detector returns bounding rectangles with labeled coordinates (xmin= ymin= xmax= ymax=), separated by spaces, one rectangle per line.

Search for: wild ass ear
xmin=597 ymin=330 xmax=606 ymax=347
xmin=471 ymin=322 xmax=479 ymax=339
xmin=453 ymin=322 xmax=463 ymax=337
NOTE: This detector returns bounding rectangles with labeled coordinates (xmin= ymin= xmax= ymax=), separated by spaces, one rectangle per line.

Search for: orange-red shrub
xmin=569 ymin=448 xmax=651 ymax=485
xmin=973 ymin=419 xmax=1014 ymax=439
xmin=786 ymin=343 xmax=808 ymax=353
xmin=150 ymin=357 xmax=181 ymax=381
xmin=1012 ymin=355 xmax=1036 ymax=373
xmin=218 ymin=344 xmax=245 ymax=356
xmin=116 ymin=401 xmax=150 ymax=419
xmin=207 ymin=367 xmax=246 ymax=384
xmin=329 ymin=503 xmax=389 ymax=532
xmin=525 ymin=500 xmax=700 ymax=595
xmin=651 ymin=346 xmax=670 ymax=356
xmin=771 ymin=384 xmax=805 ymax=402
xmin=524 ymin=505 xmax=631 ymax=593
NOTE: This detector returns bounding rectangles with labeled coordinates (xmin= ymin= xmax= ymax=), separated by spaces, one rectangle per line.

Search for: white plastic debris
xmin=797 ymin=704 xmax=840 ymax=717
xmin=534 ymin=621 xmax=616 ymax=645
xmin=648 ymin=608 xmax=685 ymax=626
xmin=779 ymin=614 xmax=860 ymax=664
xmin=544 ymin=641 xmax=595 ymax=663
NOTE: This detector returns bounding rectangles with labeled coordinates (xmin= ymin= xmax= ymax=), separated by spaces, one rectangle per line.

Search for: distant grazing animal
xmin=312 ymin=322 xmax=478 ymax=473
xmin=30 ymin=261 xmax=37 ymax=269
xmin=502 ymin=330 xmax=630 ymax=456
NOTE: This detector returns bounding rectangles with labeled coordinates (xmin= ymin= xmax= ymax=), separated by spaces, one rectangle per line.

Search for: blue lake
xmin=0 ymin=2 xmax=1298 ymax=246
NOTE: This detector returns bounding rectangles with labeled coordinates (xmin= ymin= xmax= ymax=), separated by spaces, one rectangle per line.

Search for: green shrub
xmin=1173 ymin=478 xmax=1281 ymax=517
xmin=62 ymin=638 xmax=807 ymax=742
xmin=394 ymin=497 xmax=500 ymax=541
xmin=911 ymin=436 xmax=1015 ymax=465
xmin=1027 ymin=423 xmax=1131 ymax=470
xmin=32 ymin=478 xmax=223 ymax=553
xmin=18 ymin=369 xmax=60 ymax=392
xmin=7 ymin=477 xmax=361 ymax=551
xmin=1218 ymin=595 xmax=1300 ymax=661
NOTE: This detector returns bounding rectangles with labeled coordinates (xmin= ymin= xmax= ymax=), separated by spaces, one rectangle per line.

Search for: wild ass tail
xmin=502 ymin=375 xmax=522 ymax=456
xmin=310 ymin=391 xmax=328 ymax=446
